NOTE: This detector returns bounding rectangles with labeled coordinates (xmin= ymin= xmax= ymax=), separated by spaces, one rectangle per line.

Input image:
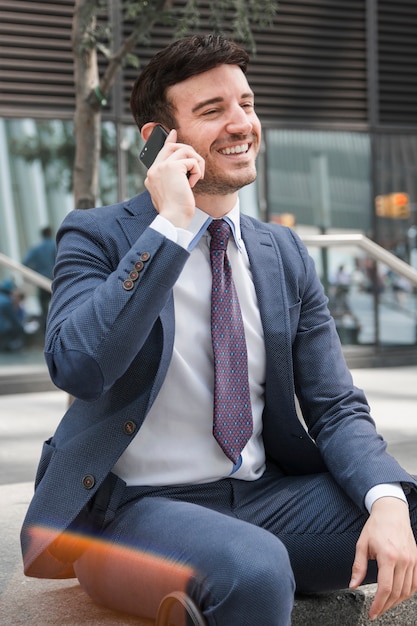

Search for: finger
xmin=184 ymin=158 xmax=205 ymax=187
xmin=370 ymin=538 xmax=417 ymax=619
xmin=349 ymin=542 xmax=368 ymax=589
xmin=382 ymin=562 xmax=416 ymax=613
xmin=397 ymin=565 xmax=415 ymax=604
xmin=413 ymin=562 xmax=417 ymax=596
xmin=151 ymin=129 xmax=177 ymax=165
xmin=165 ymin=128 xmax=177 ymax=144
xmin=369 ymin=564 xmax=395 ymax=620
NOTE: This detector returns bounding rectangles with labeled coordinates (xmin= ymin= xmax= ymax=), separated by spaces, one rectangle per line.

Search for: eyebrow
xmin=191 ymin=92 xmax=254 ymax=113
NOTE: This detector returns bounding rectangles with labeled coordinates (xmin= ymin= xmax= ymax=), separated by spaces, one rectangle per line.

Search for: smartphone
xmin=139 ymin=125 xmax=169 ymax=169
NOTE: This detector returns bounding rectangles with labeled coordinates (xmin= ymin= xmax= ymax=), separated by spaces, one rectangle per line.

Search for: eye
xmin=202 ymin=108 xmax=221 ymax=116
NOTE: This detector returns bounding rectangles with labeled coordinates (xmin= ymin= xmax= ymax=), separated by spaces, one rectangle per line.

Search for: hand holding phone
xmin=139 ymin=125 xmax=169 ymax=169
xmin=139 ymin=126 xmax=205 ymax=219
xmin=140 ymin=125 xmax=198 ymax=183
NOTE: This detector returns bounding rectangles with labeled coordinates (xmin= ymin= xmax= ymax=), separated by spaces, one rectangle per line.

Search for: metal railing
xmin=1 ymin=233 xmax=417 ymax=291
xmin=301 ymin=233 xmax=417 ymax=287
xmin=1 ymin=234 xmax=417 ymax=373
xmin=0 ymin=252 xmax=52 ymax=292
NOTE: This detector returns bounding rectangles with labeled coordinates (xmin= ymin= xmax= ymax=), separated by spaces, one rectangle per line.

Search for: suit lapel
xmin=240 ymin=218 xmax=289 ymax=343
xmin=240 ymin=217 xmax=296 ymax=401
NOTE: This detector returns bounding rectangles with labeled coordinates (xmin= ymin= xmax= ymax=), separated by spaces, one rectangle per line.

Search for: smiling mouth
xmin=218 ymin=143 xmax=250 ymax=155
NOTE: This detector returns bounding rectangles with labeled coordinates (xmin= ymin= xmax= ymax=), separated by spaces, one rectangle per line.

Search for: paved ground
xmin=0 ymin=366 xmax=416 ymax=624
xmin=348 ymin=365 xmax=417 ymax=475
xmin=0 ymin=365 xmax=416 ymax=486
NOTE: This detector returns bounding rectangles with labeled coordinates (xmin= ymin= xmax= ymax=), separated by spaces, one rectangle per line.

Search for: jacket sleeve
xmin=44 ymin=207 xmax=189 ymax=400
xmin=286 ymin=229 xmax=416 ymax=507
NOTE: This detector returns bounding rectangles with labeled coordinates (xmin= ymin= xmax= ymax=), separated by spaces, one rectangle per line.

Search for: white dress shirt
xmin=112 ymin=201 xmax=406 ymax=512
xmin=113 ymin=202 xmax=266 ymax=486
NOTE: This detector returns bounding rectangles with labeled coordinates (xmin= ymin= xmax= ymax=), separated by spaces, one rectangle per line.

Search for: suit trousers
xmin=73 ymin=463 xmax=417 ymax=626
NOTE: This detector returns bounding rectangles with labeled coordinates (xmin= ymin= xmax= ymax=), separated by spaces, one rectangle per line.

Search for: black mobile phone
xmin=139 ymin=125 xmax=169 ymax=169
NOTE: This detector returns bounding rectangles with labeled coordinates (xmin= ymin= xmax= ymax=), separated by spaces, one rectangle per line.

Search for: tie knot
xmin=208 ymin=219 xmax=231 ymax=251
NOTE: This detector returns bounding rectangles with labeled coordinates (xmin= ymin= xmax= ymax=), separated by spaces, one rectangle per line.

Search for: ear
xmin=141 ymin=122 xmax=160 ymax=141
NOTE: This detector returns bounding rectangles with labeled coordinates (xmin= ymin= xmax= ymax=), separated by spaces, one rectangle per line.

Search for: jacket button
xmin=123 ymin=420 xmax=137 ymax=436
xmin=129 ymin=269 xmax=139 ymax=281
xmin=134 ymin=260 xmax=144 ymax=272
xmin=122 ymin=279 xmax=134 ymax=290
xmin=82 ymin=475 xmax=95 ymax=490
xmin=140 ymin=252 xmax=151 ymax=262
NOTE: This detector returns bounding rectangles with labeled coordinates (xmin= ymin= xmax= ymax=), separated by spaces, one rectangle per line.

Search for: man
xmin=22 ymin=226 xmax=56 ymax=327
xmin=0 ymin=278 xmax=25 ymax=352
xmin=21 ymin=35 xmax=417 ymax=625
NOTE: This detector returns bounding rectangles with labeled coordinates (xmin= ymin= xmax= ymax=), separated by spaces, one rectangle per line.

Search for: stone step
xmin=1 ymin=483 xmax=415 ymax=625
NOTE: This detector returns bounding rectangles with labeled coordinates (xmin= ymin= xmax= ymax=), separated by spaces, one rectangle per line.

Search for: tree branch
xmin=97 ymin=0 xmax=171 ymax=101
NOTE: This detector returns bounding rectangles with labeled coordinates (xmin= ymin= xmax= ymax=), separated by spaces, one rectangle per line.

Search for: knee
xmin=233 ymin=533 xmax=295 ymax=599
xmin=199 ymin=530 xmax=295 ymax=622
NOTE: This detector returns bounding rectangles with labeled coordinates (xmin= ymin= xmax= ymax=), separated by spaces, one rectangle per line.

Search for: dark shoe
xmin=156 ymin=591 xmax=206 ymax=626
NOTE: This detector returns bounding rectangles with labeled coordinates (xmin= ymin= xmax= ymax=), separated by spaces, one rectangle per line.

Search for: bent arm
xmin=288 ymin=232 xmax=416 ymax=506
xmin=45 ymin=208 xmax=189 ymax=400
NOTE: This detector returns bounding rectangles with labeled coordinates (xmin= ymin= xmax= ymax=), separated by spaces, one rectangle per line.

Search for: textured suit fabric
xmin=73 ymin=468 xmax=417 ymax=624
xmin=21 ymin=191 xmax=417 ymax=588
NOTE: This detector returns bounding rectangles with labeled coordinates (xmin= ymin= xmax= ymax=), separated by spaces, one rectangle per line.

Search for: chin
xmin=214 ymin=164 xmax=256 ymax=190
xmin=195 ymin=172 xmax=256 ymax=195
xmin=234 ymin=168 xmax=257 ymax=189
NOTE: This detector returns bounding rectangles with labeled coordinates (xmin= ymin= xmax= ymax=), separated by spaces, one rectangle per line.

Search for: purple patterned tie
xmin=208 ymin=219 xmax=253 ymax=464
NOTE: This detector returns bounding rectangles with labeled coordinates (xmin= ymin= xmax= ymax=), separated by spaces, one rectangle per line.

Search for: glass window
xmin=374 ymin=134 xmax=417 ymax=266
xmin=0 ymin=118 xmax=118 ymax=360
xmin=265 ymin=130 xmax=372 ymax=233
xmin=302 ymin=243 xmax=417 ymax=347
xmin=121 ymin=125 xmax=146 ymax=200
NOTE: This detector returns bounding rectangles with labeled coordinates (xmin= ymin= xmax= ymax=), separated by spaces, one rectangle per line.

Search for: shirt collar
xmin=188 ymin=199 xmax=243 ymax=252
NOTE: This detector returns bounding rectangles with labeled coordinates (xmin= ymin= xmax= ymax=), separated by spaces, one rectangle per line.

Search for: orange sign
xmin=375 ymin=193 xmax=410 ymax=219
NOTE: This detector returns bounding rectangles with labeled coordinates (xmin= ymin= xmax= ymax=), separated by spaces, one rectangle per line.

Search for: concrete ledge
xmin=1 ymin=483 xmax=416 ymax=625
xmin=293 ymin=586 xmax=417 ymax=625
xmin=0 ymin=364 xmax=57 ymax=395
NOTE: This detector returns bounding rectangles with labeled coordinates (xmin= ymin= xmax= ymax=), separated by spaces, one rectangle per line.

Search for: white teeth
xmin=220 ymin=144 xmax=249 ymax=155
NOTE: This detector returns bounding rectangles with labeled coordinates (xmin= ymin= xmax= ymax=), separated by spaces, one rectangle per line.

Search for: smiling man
xmin=166 ymin=64 xmax=260 ymax=199
xmin=21 ymin=35 xmax=417 ymax=626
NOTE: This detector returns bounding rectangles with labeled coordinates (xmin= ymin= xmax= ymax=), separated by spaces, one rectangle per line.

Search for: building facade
xmin=0 ymin=0 xmax=416 ymax=355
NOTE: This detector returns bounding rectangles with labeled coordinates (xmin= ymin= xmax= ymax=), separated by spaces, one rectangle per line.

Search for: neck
xmin=193 ymin=191 xmax=238 ymax=218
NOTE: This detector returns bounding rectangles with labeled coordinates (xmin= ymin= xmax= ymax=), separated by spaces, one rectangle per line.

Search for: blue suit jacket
xmin=21 ymin=191 xmax=416 ymax=578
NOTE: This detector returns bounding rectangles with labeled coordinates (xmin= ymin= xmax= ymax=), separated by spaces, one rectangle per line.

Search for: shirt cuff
xmin=364 ymin=482 xmax=408 ymax=513
xmin=149 ymin=215 xmax=193 ymax=250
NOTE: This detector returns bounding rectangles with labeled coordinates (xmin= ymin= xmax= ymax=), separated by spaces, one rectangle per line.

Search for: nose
xmin=225 ymin=104 xmax=253 ymax=136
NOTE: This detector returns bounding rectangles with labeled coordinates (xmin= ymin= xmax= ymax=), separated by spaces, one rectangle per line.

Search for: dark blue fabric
xmin=20 ymin=189 xmax=417 ymax=616
xmin=73 ymin=467 xmax=417 ymax=625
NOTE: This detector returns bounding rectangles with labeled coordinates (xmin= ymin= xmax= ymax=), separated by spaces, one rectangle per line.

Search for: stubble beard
xmin=176 ymin=129 xmax=259 ymax=197
xmin=193 ymin=166 xmax=257 ymax=196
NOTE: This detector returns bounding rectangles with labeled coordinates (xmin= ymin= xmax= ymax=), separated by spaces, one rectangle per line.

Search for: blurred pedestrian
xmin=22 ymin=226 xmax=55 ymax=327
xmin=0 ymin=278 xmax=25 ymax=352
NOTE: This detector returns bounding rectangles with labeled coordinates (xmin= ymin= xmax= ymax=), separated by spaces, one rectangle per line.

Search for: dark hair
xmin=130 ymin=34 xmax=249 ymax=130
xmin=41 ymin=226 xmax=52 ymax=238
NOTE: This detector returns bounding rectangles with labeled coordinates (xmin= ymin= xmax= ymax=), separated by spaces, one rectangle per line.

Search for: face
xmin=166 ymin=64 xmax=262 ymax=197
